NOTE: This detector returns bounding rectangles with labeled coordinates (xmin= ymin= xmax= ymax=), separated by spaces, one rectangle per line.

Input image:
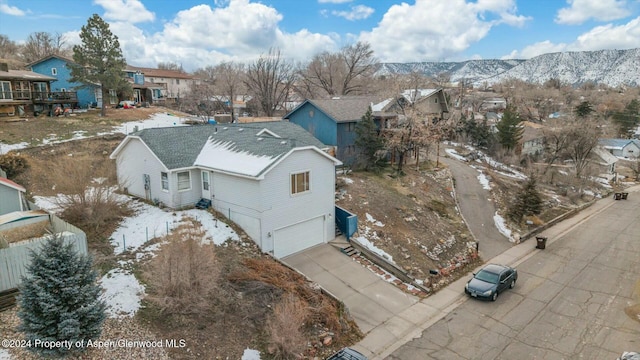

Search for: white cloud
xmin=555 ymin=0 xmax=631 ymax=25
xmin=503 ymin=15 xmax=640 ymax=58
xmin=102 ymin=0 xmax=335 ymax=71
xmin=94 ymin=0 xmax=155 ymax=23
xmin=332 ymin=5 xmax=374 ymax=21
xmin=360 ymin=0 xmax=530 ymax=62
xmin=0 ymin=3 xmax=26 ymax=16
xmin=318 ymin=0 xmax=353 ymax=3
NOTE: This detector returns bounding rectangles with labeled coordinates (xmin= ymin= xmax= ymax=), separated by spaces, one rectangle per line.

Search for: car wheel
xmin=491 ymin=292 xmax=498 ymax=301
xmin=509 ymin=279 xmax=516 ymax=289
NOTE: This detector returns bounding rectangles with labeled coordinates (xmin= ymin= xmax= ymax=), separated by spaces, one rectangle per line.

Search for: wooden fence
xmin=0 ymin=214 xmax=87 ymax=293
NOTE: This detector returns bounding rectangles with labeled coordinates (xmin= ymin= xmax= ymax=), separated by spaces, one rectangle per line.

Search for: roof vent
xmin=332 ymin=96 xmax=340 ymax=100
xmin=280 ymin=140 xmax=287 ymax=144
xmin=257 ymin=137 xmax=263 ymax=141
xmin=238 ymin=128 xmax=244 ymax=132
xmin=223 ymin=127 xmax=228 ymax=130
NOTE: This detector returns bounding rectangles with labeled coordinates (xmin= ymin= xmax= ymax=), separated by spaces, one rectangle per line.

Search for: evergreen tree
xmin=612 ymin=99 xmax=640 ymax=137
xmin=70 ymin=14 xmax=130 ymax=117
xmin=496 ymin=104 xmax=523 ymax=152
xmin=508 ymin=176 xmax=543 ymax=222
xmin=574 ymin=101 xmax=594 ymax=119
xmin=354 ymin=106 xmax=385 ymax=172
xmin=18 ymin=235 xmax=106 ymax=358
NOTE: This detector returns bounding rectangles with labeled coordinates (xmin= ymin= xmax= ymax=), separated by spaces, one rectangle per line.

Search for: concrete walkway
xmin=354 ymin=187 xmax=636 ymax=359
xmin=282 ymin=243 xmax=419 ymax=335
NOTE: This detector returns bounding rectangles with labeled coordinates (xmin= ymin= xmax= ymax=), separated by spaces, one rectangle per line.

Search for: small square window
xmin=290 ymin=171 xmax=310 ymax=195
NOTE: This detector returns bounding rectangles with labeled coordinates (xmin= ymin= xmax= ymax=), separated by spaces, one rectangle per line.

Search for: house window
xmin=435 ymin=98 xmax=438 ymax=103
xmin=347 ymin=122 xmax=356 ymax=132
xmin=177 ymin=171 xmax=191 ymax=191
xmin=0 ymin=81 xmax=11 ymax=100
xmin=176 ymin=79 xmax=180 ymax=85
xmin=161 ymin=172 xmax=169 ymax=191
xmin=109 ymin=89 xmax=118 ymax=104
xmin=202 ymin=172 xmax=209 ymax=191
xmin=51 ymin=68 xmax=57 ymax=75
xmin=290 ymin=171 xmax=310 ymax=195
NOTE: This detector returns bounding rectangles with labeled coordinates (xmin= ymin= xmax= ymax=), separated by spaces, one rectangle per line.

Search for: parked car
xmin=326 ymin=347 xmax=368 ymax=360
xmin=465 ymin=264 xmax=517 ymax=301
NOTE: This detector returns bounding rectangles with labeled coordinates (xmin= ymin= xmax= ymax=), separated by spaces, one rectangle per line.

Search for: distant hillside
xmin=377 ymin=48 xmax=640 ymax=87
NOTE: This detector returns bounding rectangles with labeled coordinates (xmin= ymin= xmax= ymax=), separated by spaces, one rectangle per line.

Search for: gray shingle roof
xmin=134 ymin=121 xmax=328 ymax=172
xmin=307 ymin=96 xmax=386 ymax=122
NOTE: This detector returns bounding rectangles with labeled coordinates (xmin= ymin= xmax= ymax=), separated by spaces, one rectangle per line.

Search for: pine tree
xmin=354 ymin=106 xmax=386 ymax=172
xmin=574 ymin=101 xmax=594 ymax=119
xmin=508 ymin=176 xmax=543 ymax=222
xmin=70 ymin=14 xmax=130 ymax=117
xmin=18 ymin=235 xmax=106 ymax=358
xmin=496 ymin=104 xmax=523 ymax=152
xmin=612 ymin=99 xmax=640 ymax=137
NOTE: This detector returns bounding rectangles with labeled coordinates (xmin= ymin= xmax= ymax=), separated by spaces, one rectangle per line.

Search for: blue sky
xmin=1 ymin=0 xmax=639 ymax=71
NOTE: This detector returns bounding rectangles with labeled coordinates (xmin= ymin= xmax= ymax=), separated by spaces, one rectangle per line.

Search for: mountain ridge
xmin=376 ymin=48 xmax=640 ymax=87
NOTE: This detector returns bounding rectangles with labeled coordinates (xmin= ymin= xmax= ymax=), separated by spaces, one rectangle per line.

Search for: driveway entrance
xmin=283 ymin=243 xmax=418 ymax=334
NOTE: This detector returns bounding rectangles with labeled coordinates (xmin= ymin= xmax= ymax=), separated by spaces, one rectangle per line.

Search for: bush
xmin=143 ymin=221 xmax=221 ymax=314
xmin=266 ymin=294 xmax=309 ymax=359
xmin=0 ymin=152 xmax=29 ymax=179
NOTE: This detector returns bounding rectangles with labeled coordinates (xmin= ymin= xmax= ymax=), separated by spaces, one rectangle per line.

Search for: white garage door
xmin=274 ymin=216 xmax=325 ymax=258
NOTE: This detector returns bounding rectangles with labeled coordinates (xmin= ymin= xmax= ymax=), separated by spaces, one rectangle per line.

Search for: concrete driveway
xmin=282 ymin=243 xmax=419 ymax=334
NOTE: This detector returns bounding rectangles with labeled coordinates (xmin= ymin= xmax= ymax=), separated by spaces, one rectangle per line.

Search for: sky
xmin=0 ymin=0 xmax=639 ymax=71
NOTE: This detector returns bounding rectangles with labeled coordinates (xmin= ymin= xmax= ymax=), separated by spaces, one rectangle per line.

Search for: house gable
xmin=285 ymin=101 xmax=338 ymax=146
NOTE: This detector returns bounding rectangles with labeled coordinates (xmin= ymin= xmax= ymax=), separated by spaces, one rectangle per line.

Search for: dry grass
xmin=266 ymin=294 xmax=310 ymax=359
xmin=143 ymin=223 xmax=221 ymax=315
xmin=0 ymin=221 xmax=49 ymax=244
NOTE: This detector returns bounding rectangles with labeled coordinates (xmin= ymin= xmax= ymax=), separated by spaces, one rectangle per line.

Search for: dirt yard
xmin=336 ymin=164 xmax=479 ymax=291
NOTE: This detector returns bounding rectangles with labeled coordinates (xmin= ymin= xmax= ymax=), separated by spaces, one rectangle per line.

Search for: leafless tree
xmin=0 ymin=35 xmax=21 ymax=67
xmin=564 ymin=124 xmax=600 ymax=178
xmin=21 ymin=32 xmax=69 ymax=63
xmin=244 ymin=48 xmax=296 ymax=117
xmin=213 ymin=61 xmax=246 ymax=119
xmin=298 ymin=41 xmax=376 ymax=97
xmin=157 ymin=61 xmax=184 ymax=71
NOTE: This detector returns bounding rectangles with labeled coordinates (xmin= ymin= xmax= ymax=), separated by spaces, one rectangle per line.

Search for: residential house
xmin=383 ymin=88 xmax=450 ymax=124
xmin=125 ymin=65 xmax=200 ymax=104
xmin=110 ymin=121 xmax=341 ymax=258
xmin=481 ymin=97 xmax=507 ymax=111
xmin=26 ymin=55 xmax=104 ymax=109
xmin=0 ymin=177 xmax=28 ymax=215
xmin=285 ymin=96 xmax=396 ymax=164
xmin=599 ymin=139 xmax=640 ymax=159
xmin=591 ymin=147 xmax=619 ymax=181
xmin=0 ymin=63 xmax=59 ymax=116
xmin=520 ymin=122 xmax=545 ymax=156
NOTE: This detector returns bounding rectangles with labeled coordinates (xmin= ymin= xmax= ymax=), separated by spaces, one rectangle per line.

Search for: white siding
xmin=210 ymin=172 xmax=262 ymax=242
xmin=259 ymin=149 xmax=336 ymax=255
xmin=622 ymin=143 xmax=640 ymax=158
xmin=114 ymin=139 xmax=171 ymax=205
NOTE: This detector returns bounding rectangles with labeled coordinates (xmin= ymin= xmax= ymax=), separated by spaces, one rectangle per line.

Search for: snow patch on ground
xmin=0 ymin=141 xmax=29 ymax=155
xmin=99 ymin=269 xmax=146 ymax=318
xmin=340 ymin=176 xmax=354 ymax=184
xmin=445 ymin=148 xmax=467 ymax=162
xmin=477 ymin=172 xmax=491 ymax=190
xmin=111 ymin=112 xmax=190 ymax=135
xmin=355 ymin=226 xmax=394 ymax=263
xmin=365 ymin=213 xmax=385 ymax=227
xmin=0 ymin=349 xmax=11 ymax=360
xmin=242 ymin=348 xmax=262 ymax=360
xmin=493 ymin=212 xmax=513 ymax=241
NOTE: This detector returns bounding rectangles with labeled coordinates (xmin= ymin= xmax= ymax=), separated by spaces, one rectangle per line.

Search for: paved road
xmin=387 ymin=192 xmax=640 ymax=359
xmin=440 ymin=152 xmax=512 ymax=260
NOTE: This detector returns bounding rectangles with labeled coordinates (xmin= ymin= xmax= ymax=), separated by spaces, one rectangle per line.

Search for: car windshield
xmin=475 ymin=269 xmax=499 ymax=284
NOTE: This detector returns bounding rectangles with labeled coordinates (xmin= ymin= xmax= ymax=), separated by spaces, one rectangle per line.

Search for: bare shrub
xmin=266 ymin=293 xmax=309 ymax=359
xmin=144 ymin=222 xmax=221 ymax=314
xmin=51 ymin=156 xmax=129 ymax=237
xmin=0 ymin=152 xmax=29 ymax=178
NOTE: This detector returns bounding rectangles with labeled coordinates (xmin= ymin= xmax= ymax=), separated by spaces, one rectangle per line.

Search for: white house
xmin=0 ymin=177 xmax=27 ymax=216
xmin=599 ymin=139 xmax=640 ymax=159
xmin=110 ymin=121 xmax=342 ymax=258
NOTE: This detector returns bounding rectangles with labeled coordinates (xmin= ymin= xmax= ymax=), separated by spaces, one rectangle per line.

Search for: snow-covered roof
xmin=598 ymin=138 xmax=640 ymax=150
xmin=593 ymin=147 xmax=619 ymax=165
xmin=111 ymin=121 xmax=340 ymax=178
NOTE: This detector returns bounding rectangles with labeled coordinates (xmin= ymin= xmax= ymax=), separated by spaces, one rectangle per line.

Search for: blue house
xmin=27 ymin=55 xmax=104 ymax=109
xmin=284 ymin=96 xmax=395 ymax=165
